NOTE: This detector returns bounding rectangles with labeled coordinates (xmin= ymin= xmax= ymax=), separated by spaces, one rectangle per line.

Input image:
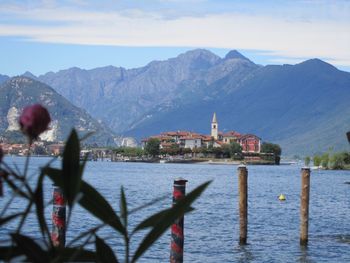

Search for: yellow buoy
xmin=278 ymin=194 xmax=286 ymax=201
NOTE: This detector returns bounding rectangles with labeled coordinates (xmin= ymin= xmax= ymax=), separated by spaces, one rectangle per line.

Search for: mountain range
xmin=1 ymin=49 xmax=349 ymax=155
xmin=0 ymin=77 xmax=116 ymax=145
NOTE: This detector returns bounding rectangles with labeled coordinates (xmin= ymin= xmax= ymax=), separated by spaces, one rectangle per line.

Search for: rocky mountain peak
xmin=224 ymin=50 xmax=250 ymax=61
xmin=177 ymin=49 xmax=221 ymax=64
xmin=8 ymin=76 xmax=34 ymax=86
xmin=21 ymin=71 xmax=38 ymax=80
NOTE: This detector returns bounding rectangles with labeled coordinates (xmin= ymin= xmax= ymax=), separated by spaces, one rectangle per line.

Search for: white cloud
xmin=0 ymin=4 xmax=349 ymax=67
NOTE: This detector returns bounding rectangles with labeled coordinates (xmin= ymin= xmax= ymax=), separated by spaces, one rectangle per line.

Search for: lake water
xmin=1 ymin=156 xmax=350 ymax=262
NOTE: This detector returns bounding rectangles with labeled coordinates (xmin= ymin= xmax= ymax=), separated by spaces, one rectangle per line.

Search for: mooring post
xmin=238 ymin=164 xmax=248 ymax=245
xmin=300 ymin=167 xmax=311 ymax=246
xmin=51 ymin=185 xmax=66 ymax=247
xmin=170 ymin=178 xmax=188 ymax=263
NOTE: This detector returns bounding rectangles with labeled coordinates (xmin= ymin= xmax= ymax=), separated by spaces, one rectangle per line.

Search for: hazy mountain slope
xmin=0 ymin=74 xmax=9 ymax=85
xmin=0 ymin=77 xmax=116 ymax=145
xmin=38 ymin=49 xmax=257 ymax=133
xmin=126 ymin=59 xmax=350 ymax=155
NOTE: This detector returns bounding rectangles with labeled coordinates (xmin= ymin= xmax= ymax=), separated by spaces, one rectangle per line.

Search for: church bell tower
xmin=211 ymin=112 xmax=218 ymax=140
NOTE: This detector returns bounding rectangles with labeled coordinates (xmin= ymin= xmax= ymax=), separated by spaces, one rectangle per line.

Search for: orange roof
xmin=223 ymin=131 xmax=241 ymax=137
xmin=239 ymin=134 xmax=261 ymax=140
xmin=181 ymin=135 xmax=202 ymax=140
xmin=201 ymin=136 xmax=213 ymax=141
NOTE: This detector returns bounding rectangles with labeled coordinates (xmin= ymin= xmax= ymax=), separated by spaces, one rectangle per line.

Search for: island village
xmin=0 ymin=113 xmax=279 ymax=164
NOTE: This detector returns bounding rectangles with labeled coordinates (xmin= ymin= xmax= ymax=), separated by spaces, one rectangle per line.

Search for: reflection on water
xmin=235 ymin=245 xmax=255 ymax=263
xmin=1 ymin=157 xmax=350 ymax=262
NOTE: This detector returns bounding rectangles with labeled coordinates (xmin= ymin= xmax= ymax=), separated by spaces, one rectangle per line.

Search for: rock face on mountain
xmin=0 ymin=77 xmax=116 ymax=145
xmin=15 ymin=49 xmax=350 ymax=155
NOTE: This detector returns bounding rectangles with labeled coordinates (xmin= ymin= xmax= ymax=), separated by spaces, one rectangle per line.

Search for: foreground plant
xmin=0 ymin=104 xmax=210 ymax=262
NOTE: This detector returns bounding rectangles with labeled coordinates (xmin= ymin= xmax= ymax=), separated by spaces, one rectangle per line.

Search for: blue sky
xmin=0 ymin=0 xmax=349 ymax=76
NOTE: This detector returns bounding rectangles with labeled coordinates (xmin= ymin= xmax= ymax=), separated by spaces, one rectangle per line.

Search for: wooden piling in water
xmin=238 ymin=165 xmax=248 ymax=245
xmin=170 ymin=178 xmax=187 ymax=263
xmin=300 ymin=167 xmax=311 ymax=246
xmin=51 ymin=185 xmax=66 ymax=247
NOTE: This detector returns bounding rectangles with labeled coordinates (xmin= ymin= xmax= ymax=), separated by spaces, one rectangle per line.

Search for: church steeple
xmin=212 ymin=112 xmax=217 ymax=123
xmin=211 ymin=112 xmax=218 ymax=140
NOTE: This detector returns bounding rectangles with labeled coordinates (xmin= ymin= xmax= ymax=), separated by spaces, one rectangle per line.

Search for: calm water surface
xmin=1 ymin=156 xmax=350 ymax=262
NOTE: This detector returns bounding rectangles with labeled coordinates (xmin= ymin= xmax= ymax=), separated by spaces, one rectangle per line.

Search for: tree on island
xmin=145 ymin=138 xmax=161 ymax=157
xmin=313 ymin=155 xmax=321 ymax=167
xmin=261 ymin=142 xmax=282 ymax=164
xmin=304 ymin=156 xmax=311 ymax=166
xmin=230 ymin=142 xmax=243 ymax=159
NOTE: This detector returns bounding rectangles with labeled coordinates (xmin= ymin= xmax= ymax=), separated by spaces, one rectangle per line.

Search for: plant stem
xmin=23 ymin=143 xmax=31 ymax=179
xmin=125 ymin=236 xmax=129 ymax=263
xmin=16 ymin=201 xmax=33 ymax=234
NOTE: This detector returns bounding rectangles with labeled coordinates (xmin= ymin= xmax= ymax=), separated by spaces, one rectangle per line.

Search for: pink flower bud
xmin=19 ymin=104 xmax=51 ymax=141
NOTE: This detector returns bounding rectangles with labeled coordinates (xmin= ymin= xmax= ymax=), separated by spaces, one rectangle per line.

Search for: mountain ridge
xmin=0 ymin=76 xmax=117 ymax=145
xmin=2 ymin=49 xmax=349 ymax=155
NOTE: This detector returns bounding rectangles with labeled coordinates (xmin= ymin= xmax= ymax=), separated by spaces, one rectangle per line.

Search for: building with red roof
xmin=142 ymin=113 xmax=261 ymax=153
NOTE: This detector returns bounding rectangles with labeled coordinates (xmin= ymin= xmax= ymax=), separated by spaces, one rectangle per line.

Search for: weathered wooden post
xmin=51 ymin=185 xmax=66 ymax=247
xmin=170 ymin=178 xmax=188 ymax=263
xmin=300 ymin=167 xmax=311 ymax=246
xmin=238 ymin=164 xmax=248 ymax=245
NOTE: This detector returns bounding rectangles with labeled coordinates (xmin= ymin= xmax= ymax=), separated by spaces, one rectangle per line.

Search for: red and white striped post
xmin=51 ymin=185 xmax=66 ymax=247
xmin=170 ymin=178 xmax=188 ymax=263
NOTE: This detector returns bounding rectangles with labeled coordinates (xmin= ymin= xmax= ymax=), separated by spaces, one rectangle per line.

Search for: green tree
xmin=169 ymin=144 xmax=180 ymax=155
xmin=304 ymin=156 xmax=311 ymax=166
xmin=341 ymin=152 xmax=350 ymax=164
xmin=221 ymin=144 xmax=231 ymax=158
xmin=122 ymin=147 xmax=144 ymax=157
xmin=329 ymin=153 xmax=345 ymax=170
xmin=261 ymin=142 xmax=282 ymax=156
xmin=313 ymin=155 xmax=321 ymax=167
xmin=212 ymin=147 xmax=223 ymax=158
xmin=261 ymin=142 xmax=282 ymax=165
xmin=33 ymin=145 xmax=47 ymax=155
xmin=229 ymin=142 xmax=242 ymax=157
xmin=145 ymin=138 xmax=160 ymax=157
xmin=321 ymin=153 xmax=329 ymax=169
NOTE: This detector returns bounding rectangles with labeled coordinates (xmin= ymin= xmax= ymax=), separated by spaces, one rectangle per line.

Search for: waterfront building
xmin=142 ymin=113 xmax=261 ymax=153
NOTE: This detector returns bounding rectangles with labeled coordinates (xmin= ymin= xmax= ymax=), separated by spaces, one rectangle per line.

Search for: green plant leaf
xmin=95 ymin=235 xmax=119 ymax=263
xmin=133 ymin=207 xmax=194 ymax=234
xmin=11 ymin=234 xmax=49 ymax=263
xmin=0 ymin=246 xmax=22 ymax=260
xmin=79 ymin=181 xmax=126 ymax=236
xmin=62 ymin=129 xmax=81 ymax=207
xmin=42 ymin=167 xmax=63 ymax=187
xmin=52 ymin=247 xmax=97 ymax=262
xmin=131 ymin=181 xmax=211 ymax=263
xmin=79 ymin=131 xmax=95 ymax=142
xmin=3 ymin=177 xmax=30 ymax=199
xmin=120 ymin=186 xmax=127 ymax=227
xmin=34 ymin=171 xmax=50 ymax=245
xmin=0 ymin=212 xmax=24 ymax=226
